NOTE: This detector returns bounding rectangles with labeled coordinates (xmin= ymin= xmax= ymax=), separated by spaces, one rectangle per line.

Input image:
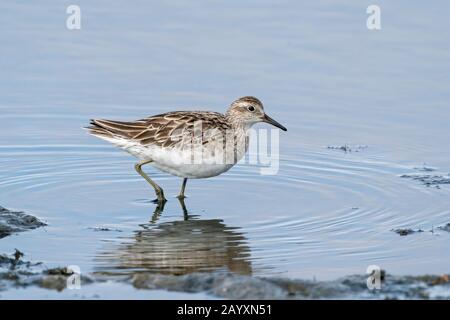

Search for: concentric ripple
xmin=2 ymin=139 xmax=450 ymax=280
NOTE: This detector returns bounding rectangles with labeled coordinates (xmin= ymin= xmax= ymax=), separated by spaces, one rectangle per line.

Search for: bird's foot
xmin=151 ymin=197 xmax=167 ymax=203
xmin=150 ymin=188 xmax=167 ymax=204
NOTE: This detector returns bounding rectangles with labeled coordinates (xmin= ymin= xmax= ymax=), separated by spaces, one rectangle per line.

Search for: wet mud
xmin=0 ymin=206 xmax=46 ymax=239
xmin=1 ymin=250 xmax=450 ymax=299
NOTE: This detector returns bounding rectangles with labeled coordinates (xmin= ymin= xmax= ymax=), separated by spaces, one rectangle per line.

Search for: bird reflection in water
xmin=95 ymin=198 xmax=252 ymax=276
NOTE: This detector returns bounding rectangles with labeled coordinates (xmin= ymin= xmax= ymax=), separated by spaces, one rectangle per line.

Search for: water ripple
xmin=1 ymin=143 xmax=450 ymax=279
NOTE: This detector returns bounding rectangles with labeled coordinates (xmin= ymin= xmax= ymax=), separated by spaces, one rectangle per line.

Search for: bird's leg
xmin=134 ymin=159 xmax=167 ymax=203
xmin=177 ymin=178 xmax=188 ymax=199
xmin=177 ymin=196 xmax=189 ymax=220
xmin=150 ymin=200 xmax=166 ymax=224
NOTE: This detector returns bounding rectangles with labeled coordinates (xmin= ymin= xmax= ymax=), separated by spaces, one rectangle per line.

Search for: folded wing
xmin=87 ymin=111 xmax=230 ymax=149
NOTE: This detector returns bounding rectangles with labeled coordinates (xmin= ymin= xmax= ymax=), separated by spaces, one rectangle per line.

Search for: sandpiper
xmin=87 ymin=96 xmax=287 ymax=203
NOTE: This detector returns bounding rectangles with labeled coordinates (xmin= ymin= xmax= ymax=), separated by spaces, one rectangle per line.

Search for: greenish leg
xmin=177 ymin=178 xmax=188 ymax=199
xmin=134 ymin=159 xmax=167 ymax=203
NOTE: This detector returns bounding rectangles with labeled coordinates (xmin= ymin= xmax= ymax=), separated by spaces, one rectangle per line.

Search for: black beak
xmin=263 ymin=114 xmax=287 ymax=131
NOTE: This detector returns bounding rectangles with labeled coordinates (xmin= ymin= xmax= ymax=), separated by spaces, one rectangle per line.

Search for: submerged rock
xmin=0 ymin=206 xmax=46 ymax=239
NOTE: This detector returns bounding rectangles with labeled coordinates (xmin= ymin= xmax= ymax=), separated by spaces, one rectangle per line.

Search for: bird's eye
xmin=247 ymin=106 xmax=255 ymax=112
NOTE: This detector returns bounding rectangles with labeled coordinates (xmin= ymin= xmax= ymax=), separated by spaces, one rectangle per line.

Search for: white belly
xmin=141 ymin=146 xmax=236 ymax=179
xmin=151 ymin=161 xmax=234 ymax=179
xmin=99 ymin=135 xmax=239 ymax=178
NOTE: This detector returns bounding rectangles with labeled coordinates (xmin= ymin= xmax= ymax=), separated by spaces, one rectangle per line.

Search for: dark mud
xmin=392 ymin=228 xmax=424 ymax=236
xmin=413 ymin=165 xmax=437 ymax=172
xmin=326 ymin=145 xmax=368 ymax=153
xmin=438 ymin=223 xmax=450 ymax=232
xmin=392 ymin=222 xmax=450 ymax=236
xmin=400 ymin=172 xmax=450 ymax=188
xmin=88 ymin=227 xmax=122 ymax=232
xmin=399 ymin=164 xmax=450 ymax=188
xmin=1 ymin=251 xmax=450 ymax=299
xmin=0 ymin=206 xmax=46 ymax=239
xmin=129 ymin=272 xmax=450 ymax=299
xmin=0 ymin=251 xmax=93 ymax=292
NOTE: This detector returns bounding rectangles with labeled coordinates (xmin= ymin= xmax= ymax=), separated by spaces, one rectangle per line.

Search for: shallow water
xmin=1 ymin=1 xmax=450 ymax=298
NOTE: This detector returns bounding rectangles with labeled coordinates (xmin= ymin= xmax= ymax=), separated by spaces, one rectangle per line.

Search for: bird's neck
xmin=225 ymin=114 xmax=252 ymax=134
xmin=224 ymin=115 xmax=252 ymax=161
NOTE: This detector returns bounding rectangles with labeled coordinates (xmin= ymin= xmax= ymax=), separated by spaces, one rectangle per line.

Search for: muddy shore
xmin=0 ymin=206 xmax=46 ymax=239
xmin=1 ymin=249 xmax=450 ymax=299
xmin=1 ymin=206 xmax=450 ymax=299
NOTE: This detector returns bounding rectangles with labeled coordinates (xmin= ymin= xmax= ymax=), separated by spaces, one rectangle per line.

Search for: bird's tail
xmin=86 ymin=119 xmax=116 ymax=139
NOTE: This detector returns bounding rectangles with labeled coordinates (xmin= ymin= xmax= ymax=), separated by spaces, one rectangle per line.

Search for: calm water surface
xmin=1 ymin=1 xmax=450 ymax=297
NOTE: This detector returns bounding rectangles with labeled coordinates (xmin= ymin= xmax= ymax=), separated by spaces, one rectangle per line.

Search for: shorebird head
xmin=226 ymin=96 xmax=287 ymax=131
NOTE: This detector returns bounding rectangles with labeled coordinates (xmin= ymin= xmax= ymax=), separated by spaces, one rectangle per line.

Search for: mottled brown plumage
xmin=86 ymin=96 xmax=286 ymax=203
xmin=88 ymin=111 xmax=233 ymax=149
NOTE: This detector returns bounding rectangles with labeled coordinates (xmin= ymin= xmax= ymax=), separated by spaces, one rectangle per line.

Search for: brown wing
xmin=88 ymin=111 xmax=230 ymax=148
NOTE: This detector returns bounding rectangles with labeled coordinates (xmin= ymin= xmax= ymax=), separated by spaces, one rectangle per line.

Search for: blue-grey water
xmin=1 ymin=1 xmax=450 ymax=298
